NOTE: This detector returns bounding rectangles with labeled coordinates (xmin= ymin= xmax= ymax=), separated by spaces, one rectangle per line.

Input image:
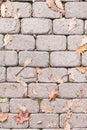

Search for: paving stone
xmin=10 ymin=99 xmax=39 ymax=113
xmin=59 ymin=83 xmax=87 ymax=98
xmin=0 ymin=114 xmax=28 ymax=128
xmin=0 ymin=67 xmax=6 ymax=82
xmin=65 ymin=2 xmax=87 ymax=18
xmin=0 ymin=18 xmax=20 ymax=34
xmin=36 ymin=35 xmax=66 ymax=51
xmin=33 ymin=2 xmax=61 ymax=18
xmin=60 ymin=114 xmax=87 ymax=128
xmin=21 ymin=18 xmax=52 ymax=34
xmin=53 ymin=19 xmax=83 ymax=35
xmin=0 ymin=51 xmax=17 ymax=66
xmin=50 ymin=52 xmax=80 ymax=67
xmin=0 ymin=35 xmax=3 ymax=49
xmin=38 ymin=68 xmax=68 ymax=83
xmin=82 ymin=52 xmax=87 ymax=66
xmin=7 ymin=67 xmax=37 ymax=82
xmin=0 ymin=102 xmax=9 ymax=112
xmin=30 ymin=114 xmax=59 ymax=128
xmin=5 ymin=35 xmax=35 ymax=50
xmin=19 ymin=51 xmax=49 ymax=67
xmin=0 ymin=83 xmax=27 ymax=98
xmin=1 ymin=2 xmax=31 ymax=18
xmin=28 ymin=83 xmax=58 ymax=98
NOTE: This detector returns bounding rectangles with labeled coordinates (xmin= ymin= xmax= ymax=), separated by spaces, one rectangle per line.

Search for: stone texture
xmin=5 ymin=35 xmax=35 ymax=50
xmin=0 ymin=35 xmax=3 ymax=49
xmin=0 ymin=102 xmax=9 ymax=112
xmin=0 ymin=67 xmax=6 ymax=82
xmin=53 ymin=19 xmax=83 ymax=34
xmin=36 ymin=35 xmax=66 ymax=51
xmin=21 ymin=18 xmax=52 ymax=34
xmin=82 ymin=52 xmax=87 ymax=66
xmin=50 ymin=52 xmax=80 ymax=67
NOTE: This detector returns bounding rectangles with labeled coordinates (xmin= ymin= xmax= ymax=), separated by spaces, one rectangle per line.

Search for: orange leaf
xmin=15 ymin=110 xmax=30 ymax=124
xmin=48 ymin=89 xmax=59 ymax=101
xmin=77 ymin=45 xmax=87 ymax=55
xmin=36 ymin=67 xmax=42 ymax=75
xmin=76 ymin=66 xmax=87 ymax=74
xmin=0 ymin=113 xmax=8 ymax=122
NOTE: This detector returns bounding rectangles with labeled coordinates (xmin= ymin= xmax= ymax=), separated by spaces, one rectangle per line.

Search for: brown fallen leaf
xmin=64 ymin=121 xmax=71 ymax=130
xmin=36 ymin=67 xmax=42 ymax=75
xmin=0 ymin=112 xmax=8 ymax=122
xmin=55 ymin=0 xmax=64 ymax=10
xmin=48 ymin=89 xmax=59 ymax=101
xmin=46 ymin=0 xmax=58 ymax=12
xmin=76 ymin=45 xmax=87 ymax=55
xmin=18 ymin=104 xmax=27 ymax=113
xmin=0 ymin=0 xmax=3 ymax=4
xmin=3 ymin=34 xmax=13 ymax=46
xmin=68 ymin=69 xmax=75 ymax=81
xmin=76 ymin=66 xmax=87 ymax=74
xmin=68 ymin=17 xmax=77 ymax=32
xmin=15 ymin=76 xmax=27 ymax=87
xmin=15 ymin=110 xmax=30 ymax=124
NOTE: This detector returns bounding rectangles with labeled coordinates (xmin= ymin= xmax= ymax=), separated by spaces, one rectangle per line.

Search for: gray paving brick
xmin=36 ymin=35 xmax=66 ymax=51
xmin=38 ymin=68 xmax=67 ymax=83
xmin=0 ymin=102 xmax=9 ymax=112
xmin=19 ymin=51 xmax=49 ymax=67
xmin=0 ymin=67 xmax=6 ymax=82
xmin=0 ymin=35 xmax=3 ymax=49
xmin=10 ymin=99 xmax=39 ymax=113
xmin=30 ymin=114 xmax=59 ymax=128
xmin=21 ymin=18 xmax=52 ymax=34
xmin=5 ymin=35 xmax=35 ymax=50
xmin=28 ymin=83 xmax=58 ymax=98
xmin=82 ymin=52 xmax=87 ymax=66
xmin=53 ymin=19 xmax=83 ymax=34
xmin=0 ymin=18 xmax=20 ymax=34
xmin=1 ymin=2 xmax=31 ymax=18
xmin=7 ymin=67 xmax=37 ymax=82
xmin=50 ymin=52 xmax=80 ymax=67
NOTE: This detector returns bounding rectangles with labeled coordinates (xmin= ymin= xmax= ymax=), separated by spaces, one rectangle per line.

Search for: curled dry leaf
xmin=18 ymin=104 xmax=27 ymax=113
xmin=76 ymin=66 xmax=87 ymax=74
xmin=0 ymin=112 xmax=8 ymax=122
xmin=76 ymin=45 xmax=87 ymax=55
xmin=68 ymin=17 xmax=77 ymax=32
xmin=15 ymin=76 xmax=27 ymax=87
xmin=24 ymin=57 xmax=32 ymax=67
xmin=32 ymin=88 xmax=37 ymax=95
xmin=15 ymin=110 xmax=30 ymax=124
xmin=3 ymin=34 xmax=13 ymax=46
xmin=46 ymin=0 xmax=58 ymax=12
xmin=36 ymin=67 xmax=42 ymax=75
xmin=48 ymin=89 xmax=59 ymax=101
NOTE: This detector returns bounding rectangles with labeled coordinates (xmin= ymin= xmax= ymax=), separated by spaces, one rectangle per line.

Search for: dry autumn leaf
xmin=64 ymin=121 xmax=71 ymax=130
xmin=24 ymin=57 xmax=32 ymax=67
xmin=3 ymin=34 xmax=13 ymax=46
xmin=68 ymin=69 xmax=75 ymax=81
xmin=0 ymin=112 xmax=8 ymax=122
xmin=48 ymin=89 xmax=59 ymax=101
xmin=36 ymin=67 xmax=42 ymax=75
xmin=76 ymin=45 xmax=87 ymax=55
xmin=37 ymin=120 xmax=43 ymax=124
xmin=15 ymin=76 xmax=27 ymax=87
xmin=68 ymin=17 xmax=77 ymax=32
xmin=32 ymin=88 xmax=37 ymax=95
xmin=76 ymin=66 xmax=87 ymax=74
xmin=15 ymin=110 xmax=30 ymax=124
xmin=55 ymin=0 xmax=64 ymax=10
xmin=46 ymin=0 xmax=58 ymax=12
xmin=18 ymin=104 xmax=27 ymax=113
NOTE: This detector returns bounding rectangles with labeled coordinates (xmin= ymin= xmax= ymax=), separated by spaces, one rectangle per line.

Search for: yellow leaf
xmin=76 ymin=45 xmax=87 ymax=55
xmin=68 ymin=17 xmax=77 ymax=32
xmin=0 ymin=113 xmax=8 ymax=122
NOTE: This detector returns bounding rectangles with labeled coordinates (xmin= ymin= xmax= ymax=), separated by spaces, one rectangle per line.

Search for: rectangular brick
xmin=0 ymin=51 xmax=17 ymax=66
xmin=28 ymin=83 xmax=58 ymax=98
xmin=5 ymin=35 xmax=35 ymax=50
xmin=36 ymin=35 xmax=66 ymax=51
xmin=65 ymin=2 xmax=87 ymax=18
xmin=0 ymin=83 xmax=27 ymax=98
xmin=0 ymin=35 xmax=3 ymax=49
xmin=85 ymin=20 xmax=87 ymax=34
xmin=33 ymin=2 xmax=61 ymax=18
xmin=1 ymin=2 xmax=31 ymax=18
xmin=0 ymin=102 xmax=9 ymax=112
xmin=41 ymin=99 xmax=87 ymax=113
xmin=0 ymin=67 xmax=6 ymax=82
xmin=0 ymin=18 xmax=20 ymax=33
xmin=50 ymin=52 xmax=80 ymax=67
xmin=21 ymin=18 xmax=52 ymax=34
xmin=82 ymin=52 xmax=87 ymax=66
xmin=10 ymin=99 xmax=39 ymax=113
xmin=7 ymin=67 xmax=37 ymax=82
xmin=30 ymin=114 xmax=59 ymax=128
xmin=19 ymin=51 xmax=49 ymax=67
xmin=68 ymin=35 xmax=83 ymax=50
xmin=0 ymin=114 xmax=28 ymax=128
xmin=60 ymin=114 xmax=87 ymax=128
xmin=53 ymin=19 xmax=83 ymax=34
xmin=38 ymin=68 xmax=67 ymax=83
xmin=59 ymin=83 xmax=87 ymax=98
xmin=69 ymin=68 xmax=87 ymax=82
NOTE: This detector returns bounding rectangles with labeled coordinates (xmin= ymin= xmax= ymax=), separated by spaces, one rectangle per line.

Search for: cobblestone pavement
xmin=0 ymin=0 xmax=87 ymax=129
